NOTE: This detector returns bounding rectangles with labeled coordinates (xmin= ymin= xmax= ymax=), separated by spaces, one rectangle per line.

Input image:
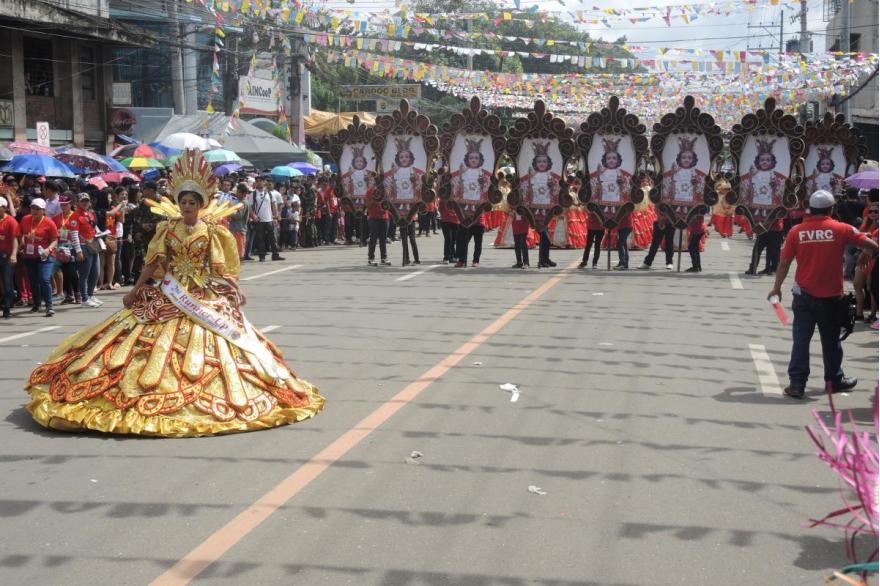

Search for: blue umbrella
xmin=214 ymin=163 xmax=242 ymax=177
xmin=0 ymin=154 xmax=75 ymax=178
xmin=149 ymin=142 xmax=183 ymax=159
xmin=287 ymin=161 xmax=319 ymax=174
xmin=270 ymin=165 xmax=303 ymax=183
xmin=99 ymin=155 xmax=127 ymax=173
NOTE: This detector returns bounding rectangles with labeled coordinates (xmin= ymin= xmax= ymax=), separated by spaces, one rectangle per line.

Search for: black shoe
xmin=45 ymin=309 xmax=55 ymax=317
xmin=758 ymin=268 xmax=774 ymax=275
xmin=272 ymin=255 xmax=285 ymax=261
xmin=546 ymin=260 xmax=557 ymax=267
xmin=783 ymin=385 xmax=805 ymax=399
xmin=380 ymin=259 xmax=391 ymax=266
xmin=684 ymin=266 xmax=700 ymax=273
xmin=368 ymin=259 xmax=378 ymax=266
xmin=2 ymin=310 xmax=10 ymax=319
xmin=413 ymin=260 xmax=421 ymax=265
xmin=512 ymin=263 xmax=523 ymax=269
xmin=29 ymin=305 xmax=40 ymax=313
xmin=577 ymin=262 xmax=586 ymax=269
xmin=537 ymin=262 xmax=548 ymax=268
xmin=831 ymin=377 xmax=858 ymax=393
xmin=744 ymin=269 xmax=757 ymax=276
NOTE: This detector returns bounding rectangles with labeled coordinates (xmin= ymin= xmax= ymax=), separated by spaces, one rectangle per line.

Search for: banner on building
xmin=240 ymin=76 xmax=279 ymax=116
xmin=340 ymin=85 xmax=421 ymax=101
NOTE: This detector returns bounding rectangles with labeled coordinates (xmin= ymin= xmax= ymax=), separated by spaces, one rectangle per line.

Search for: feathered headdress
xmin=394 ymin=136 xmax=413 ymax=152
xmin=817 ymin=146 xmax=834 ymax=160
xmin=147 ymin=149 xmax=240 ymax=222
xmin=351 ymin=144 xmax=365 ymax=159
xmin=602 ymin=137 xmax=622 ymax=153
xmin=169 ymin=149 xmax=217 ymax=200
xmin=756 ymin=138 xmax=777 ymax=155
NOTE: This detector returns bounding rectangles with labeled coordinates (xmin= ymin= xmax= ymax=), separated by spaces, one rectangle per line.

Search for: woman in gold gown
xmin=25 ymin=150 xmax=324 ymax=436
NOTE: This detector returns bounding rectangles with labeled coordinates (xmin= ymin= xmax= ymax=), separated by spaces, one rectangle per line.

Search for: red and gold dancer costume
xmin=25 ymin=150 xmax=324 ymax=436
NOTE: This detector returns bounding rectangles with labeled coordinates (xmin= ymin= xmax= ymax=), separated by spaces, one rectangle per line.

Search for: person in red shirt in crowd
xmin=314 ymin=178 xmax=326 ymax=247
xmin=612 ymin=213 xmax=633 ymax=270
xmin=685 ymin=213 xmax=706 ymax=273
xmin=19 ymin=198 xmax=59 ymax=317
xmin=71 ymin=193 xmax=102 ymax=307
xmin=366 ymin=198 xmax=391 ymax=266
xmin=768 ymin=190 xmax=879 ymax=399
xmin=0 ymin=196 xmax=20 ymax=318
xmin=438 ymin=199 xmax=459 ymax=264
xmin=853 ymin=201 xmax=878 ymax=322
xmin=511 ymin=211 xmax=530 ymax=269
xmin=578 ymin=211 xmax=605 ymax=269
xmin=52 ymin=193 xmax=82 ymax=305
xmin=322 ymin=179 xmax=340 ymax=245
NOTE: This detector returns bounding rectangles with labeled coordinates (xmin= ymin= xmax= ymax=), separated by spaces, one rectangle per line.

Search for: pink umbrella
xmin=6 ymin=141 xmax=56 ymax=156
xmin=100 ymin=171 xmax=140 ymax=184
xmin=88 ymin=176 xmax=109 ymax=190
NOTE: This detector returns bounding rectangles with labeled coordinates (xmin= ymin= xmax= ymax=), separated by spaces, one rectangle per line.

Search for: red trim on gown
xmin=481 ymin=209 xmax=506 ymax=231
xmin=630 ymin=206 xmax=655 ymax=250
xmin=734 ymin=215 xmax=753 ymax=237
xmin=710 ymin=214 xmax=734 ymax=237
xmin=494 ymin=214 xmax=539 ymax=248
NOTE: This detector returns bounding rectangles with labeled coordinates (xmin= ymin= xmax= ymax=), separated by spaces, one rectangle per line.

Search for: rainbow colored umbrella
xmin=110 ymin=144 xmax=164 ymax=160
xmin=120 ymin=156 xmax=165 ymax=170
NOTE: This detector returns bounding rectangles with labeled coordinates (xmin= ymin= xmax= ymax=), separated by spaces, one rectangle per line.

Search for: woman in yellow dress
xmin=25 ymin=150 xmax=325 ymax=436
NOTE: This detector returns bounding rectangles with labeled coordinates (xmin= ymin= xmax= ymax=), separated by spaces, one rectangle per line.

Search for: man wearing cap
xmin=0 ymin=196 xmax=20 ymax=318
xmin=768 ymin=190 xmax=879 ymax=398
xmin=19 ymin=197 xmax=59 ymax=317
xmin=71 ymin=193 xmax=102 ymax=307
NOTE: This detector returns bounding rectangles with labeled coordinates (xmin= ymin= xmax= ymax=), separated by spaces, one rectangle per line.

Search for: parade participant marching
xmin=24 ymin=149 xmax=325 ymax=436
xmin=366 ymin=193 xmax=390 ymax=266
xmin=638 ymin=215 xmax=675 ymax=271
xmin=685 ymin=213 xmax=706 ymax=273
xmin=511 ymin=209 xmax=530 ymax=269
xmin=578 ymin=212 xmax=604 ymax=269
xmin=439 ymin=195 xmax=459 ymax=264
xmin=767 ymin=190 xmax=878 ymax=399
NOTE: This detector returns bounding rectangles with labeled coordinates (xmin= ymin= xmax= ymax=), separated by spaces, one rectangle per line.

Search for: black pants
xmin=418 ymin=212 xmax=430 ymax=235
xmin=359 ymin=214 xmax=369 ymax=246
xmin=60 ymin=260 xmax=79 ymax=299
xmin=539 ymin=229 xmax=552 ymax=264
xmin=254 ymin=221 xmax=279 ymax=258
xmin=403 ymin=223 xmax=420 ymax=263
xmin=765 ymin=230 xmax=783 ymax=271
xmin=387 ymin=219 xmax=397 ymax=241
xmin=344 ymin=212 xmax=356 ymax=243
xmin=441 ymin=221 xmax=459 ymax=261
xmin=0 ymin=255 xmax=13 ymax=312
xmin=457 ymin=224 xmax=485 ymax=264
xmin=688 ymin=230 xmax=703 ymax=270
xmin=514 ymin=233 xmax=529 ymax=266
xmin=643 ymin=222 xmax=675 ymax=266
xmin=616 ymin=228 xmax=632 ymax=267
xmin=367 ymin=217 xmax=388 ymax=260
xmin=789 ymin=291 xmax=845 ymax=387
xmin=323 ymin=212 xmax=338 ymax=244
xmin=581 ymin=229 xmax=604 ymax=265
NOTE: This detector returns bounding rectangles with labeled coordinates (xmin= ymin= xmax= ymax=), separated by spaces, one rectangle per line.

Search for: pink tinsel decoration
xmin=805 ymin=386 xmax=879 ymax=564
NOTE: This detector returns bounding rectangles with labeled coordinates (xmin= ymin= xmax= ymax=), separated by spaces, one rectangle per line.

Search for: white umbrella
xmin=159 ymin=133 xmax=211 ymax=151
xmin=206 ymin=138 xmax=222 ymax=150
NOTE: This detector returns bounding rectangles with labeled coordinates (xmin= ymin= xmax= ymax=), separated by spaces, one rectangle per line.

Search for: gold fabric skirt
xmin=24 ymin=286 xmax=324 ymax=437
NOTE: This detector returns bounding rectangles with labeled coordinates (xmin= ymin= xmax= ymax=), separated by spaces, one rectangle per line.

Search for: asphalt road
xmin=0 ymin=230 xmax=876 ymax=586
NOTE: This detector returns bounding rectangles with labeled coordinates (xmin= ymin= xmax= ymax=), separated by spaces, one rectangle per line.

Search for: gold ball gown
xmin=25 ymin=216 xmax=325 ymax=437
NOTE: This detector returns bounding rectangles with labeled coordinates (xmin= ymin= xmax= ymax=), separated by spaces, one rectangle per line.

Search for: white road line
xmin=0 ymin=325 xmax=62 ymax=345
xmin=259 ymin=325 xmax=281 ymax=333
xmin=728 ymin=271 xmax=744 ymax=290
xmin=721 ymin=241 xmax=730 ymax=251
xmin=395 ymin=264 xmax=441 ymax=282
xmin=241 ymin=264 xmax=302 ymax=281
xmin=748 ymin=343 xmax=783 ymax=396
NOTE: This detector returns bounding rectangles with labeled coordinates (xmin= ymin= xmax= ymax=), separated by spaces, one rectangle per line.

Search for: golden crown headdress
xmin=602 ymin=137 xmax=622 ymax=153
xmin=677 ymin=135 xmax=698 ymax=152
xmin=351 ymin=144 xmax=366 ymax=159
xmin=465 ymin=137 xmax=484 ymax=153
xmin=756 ymin=138 xmax=777 ymax=155
xmin=394 ymin=136 xmax=414 ymax=152
xmin=532 ymin=141 xmax=550 ymax=156
xmin=817 ymin=146 xmax=834 ymax=159
xmin=169 ymin=149 xmax=217 ymax=199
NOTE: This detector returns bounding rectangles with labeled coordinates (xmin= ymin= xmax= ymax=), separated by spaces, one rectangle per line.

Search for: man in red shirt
xmin=768 ymin=190 xmax=879 ymax=398
xmin=20 ymin=198 xmax=59 ymax=317
xmin=0 ymin=196 xmax=20 ymax=318
xmin=366 ymin=198 xmax=390 ymax=266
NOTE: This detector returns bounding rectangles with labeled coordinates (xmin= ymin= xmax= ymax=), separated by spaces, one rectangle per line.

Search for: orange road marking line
xmin=150 ymin=261 xmax=577 ymax=586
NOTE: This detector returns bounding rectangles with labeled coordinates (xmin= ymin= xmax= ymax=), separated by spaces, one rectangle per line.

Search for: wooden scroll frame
xmin=505 ymin=100 xmax=576 ymax=231
xmin=649 ymin=95 xmax=724 ymax=229
xmin=803 ymin=112 xmax=866 ymax=199
xmin=729 ymin=96 xmax=806 ymax=234
xmin=437 ymin=96 xmax=507 ymax=228
xmin=576 ymin=95 xmax=649 ymax=229
xmin=328 ymin=115 xmax=378 ymax=216
xmin=370 ymin=99 xmax=440 ymax=226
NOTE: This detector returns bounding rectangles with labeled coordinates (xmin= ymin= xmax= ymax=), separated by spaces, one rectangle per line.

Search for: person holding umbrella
xmin=19 ymin=198 xmax=59 ymax=317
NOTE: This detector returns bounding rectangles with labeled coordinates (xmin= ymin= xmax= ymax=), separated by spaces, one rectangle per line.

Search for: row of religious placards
xmin=329 ymin=96 xmax=865 ymax=236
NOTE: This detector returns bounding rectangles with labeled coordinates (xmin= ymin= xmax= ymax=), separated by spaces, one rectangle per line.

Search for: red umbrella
xmin=100 ymin=171 xmax=140 ymax=184
xmin=109 ymin=144 xmax=164 ymax=160
xmin=6 ymin=141 xmax=56 ymax=156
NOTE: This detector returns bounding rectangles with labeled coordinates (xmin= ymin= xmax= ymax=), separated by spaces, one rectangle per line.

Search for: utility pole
xmin=778 ymin=10 xmax=784 ymax=56
xmin=466 ymin=16 xmax=473 ymax=71
xmin=799 ymin=0 xmax=809 ymax=53
xmin=840 ymin=0 xmax=852 ymax=122
xmin=168 ymin=0 xmax=185 ymax=114
xmin=289 ymin=30 xmax=306 ymax=147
